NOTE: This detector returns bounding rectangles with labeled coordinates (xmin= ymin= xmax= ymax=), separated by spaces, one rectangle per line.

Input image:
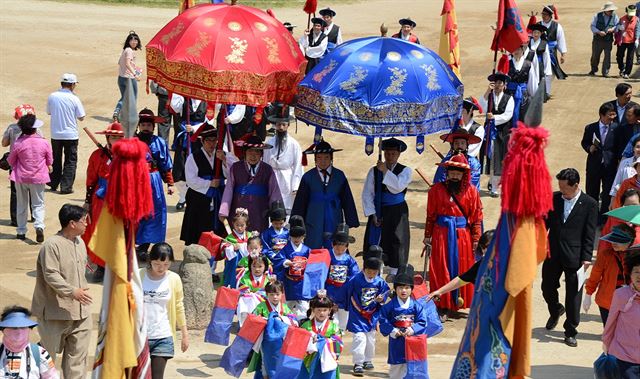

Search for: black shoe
xmin=29 ymin=217 xmax=35 ymax=223
xmin=353 ymin=364 xmax=364 ymax=377
xmin=588 ymin=71 xmax=596 ymax=76
xmin=602 ymin=71 xmax=609 ymax=78
xmin=46 ymin=182 xmax=57 ymax=191
xmin=36 ymin=228 xmax=44 ymax=243
xmin=363 ymin=362 xmax=374 ymax=370
xmin=545 ymin=305 xmax=566 ymax=330
xmin=16 ymin=234 xmax=25 ymax=240
xmin=563 ymin=336 xmax=577 ymax=347
xmin=176 ymin=201 xmax=186 ymax=211
xmin=59 ymin=189 xmax=74 ymax=195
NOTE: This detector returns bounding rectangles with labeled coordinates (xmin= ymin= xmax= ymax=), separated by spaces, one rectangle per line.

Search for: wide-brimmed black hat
xmin=462 ymin=96 xmax=483 ymax=113
xmin=529 ymin=23 xmax=548 ymax=33
xmin=236 ymin=135 xmax=272 ymax=150
xmin=267 ymin=102 xmax=293 ymax=123
xmin=268 ymin=200 xmax=287 ymax=221
xmin=289 ymin=215 xmax=306 ymax=237
xmin=198 ymin=122 xmax=218 ymax=139
xmin=303 ymin=140 xmax=342 ymax=154
xmin=394 ymin=264 xmax=415 ymax=287
xmin=600 ymin=224 xmax=635 ymax=244
xmin=138 ymin=108 xmax=166 ymax=124
xmin=319 ymin=7 xmax=336 ymax=17
xmin=363 ymin=245 xmax=385 ymax=270
xmin=399 ymin=18 xmax=417 ymax=28
xmin=487 ymin=72 xmax=510 ymax=82
xmin=381 ymin=137 xmax=408 ymax=152
xmin=324 ymin=223 xmax=356 ymax=244
xmin=311 ymin=17 xmax=328 ymax=28
xmin=283 ymin=22 xmax=296 ymax=30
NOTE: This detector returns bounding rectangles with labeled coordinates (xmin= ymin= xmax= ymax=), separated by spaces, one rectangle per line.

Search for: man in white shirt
xmin=361 ymin=138 xmax=412 ymax=281
xmin=459 ymin=97 xmax=485 ymax=158
xmin=479 ymin=73 xmax=514 ymax=197
xmin=46 ymin=73 xmax=85 ymax=194
xmin=262 ymin=103 xmax=303 ymax=215
xmin=319 ymin=8 xmax=343 ymax=53
xmin=538 ymin=5 xmax=568 ymax=86
xmin=300 ymin=18 xmax=329 ymax=74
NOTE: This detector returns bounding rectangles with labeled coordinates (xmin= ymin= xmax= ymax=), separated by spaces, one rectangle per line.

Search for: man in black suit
xmin=542 ymin=168 xmax=598 ymax=347
xmin=605 ymin=83 xmax=637 ymax=129
xmin=581 ymin=102 xmax=618 ymax=222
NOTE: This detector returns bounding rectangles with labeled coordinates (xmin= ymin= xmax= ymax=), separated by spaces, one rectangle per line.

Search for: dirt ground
xmin=0 ymin=0 xmax=626 ymax=377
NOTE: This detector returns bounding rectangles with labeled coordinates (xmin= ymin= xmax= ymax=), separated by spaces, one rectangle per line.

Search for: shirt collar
xmin=562 ymin=190 xmax=581 ymax=202
xmin=398 ymin=296 xmax=411 ymax=309
xmin=317 ymin=166 xmax=332 ymax=174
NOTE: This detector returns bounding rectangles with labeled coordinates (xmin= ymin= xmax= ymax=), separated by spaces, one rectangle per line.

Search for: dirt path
xmin=0 ymin=0 xmax=626 ymax=377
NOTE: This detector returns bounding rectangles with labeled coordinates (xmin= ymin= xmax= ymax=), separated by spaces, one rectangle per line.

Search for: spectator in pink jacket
xmin=602 ymin=251 xmax=640 ymax=378
xmin=7 ymin=114 xmax=53 ymax=243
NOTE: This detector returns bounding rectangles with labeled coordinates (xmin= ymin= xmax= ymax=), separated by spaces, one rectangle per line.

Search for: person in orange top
xmin=584 ymin=223 xmax=637 ymax=325
xmin=611 ymin=165 xmax=640 ymax=209
xmin=81 ymin=122 xmax=124 ymax=282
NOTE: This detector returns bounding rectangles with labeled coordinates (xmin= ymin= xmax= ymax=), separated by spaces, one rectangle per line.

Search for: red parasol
xmin=146 ymin=2 xmax=307 ymax=106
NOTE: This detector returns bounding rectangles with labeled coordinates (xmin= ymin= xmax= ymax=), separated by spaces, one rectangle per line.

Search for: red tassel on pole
xmin=303 ymin=0 xmax=317 ymax=15
xmin=497 ymin=54 xmax=510 ymax=75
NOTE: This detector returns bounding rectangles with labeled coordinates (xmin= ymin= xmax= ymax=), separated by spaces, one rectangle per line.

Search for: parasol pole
xmin=214 ymin=106 xmax=227 ymax=179
xmin=487 ymin=31 xmax=499 ymax=192
xmin=429 ymin=143 xmax=445 ymax=160
xmin=414 ymin=168 xmax=433 ymax=188
xmin=186 ymin=97 xmax=192 ymax=156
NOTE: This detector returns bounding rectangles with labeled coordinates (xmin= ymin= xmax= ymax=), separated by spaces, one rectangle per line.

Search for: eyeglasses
xmin=72 ymin=216 xmax=89 ymax=226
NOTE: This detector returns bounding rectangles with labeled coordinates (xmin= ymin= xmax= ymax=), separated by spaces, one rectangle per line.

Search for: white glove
xmin=582 ymin=294 xmax=592 ymax=313
xmin=390 ymin=328 xmax=400 ymax=339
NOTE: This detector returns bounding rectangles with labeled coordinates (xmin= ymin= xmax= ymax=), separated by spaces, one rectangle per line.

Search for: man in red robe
xmin=423 ymin=153 xmax=483 ymax=320
xmin=82 ymin=122 xmax=124 ymax=281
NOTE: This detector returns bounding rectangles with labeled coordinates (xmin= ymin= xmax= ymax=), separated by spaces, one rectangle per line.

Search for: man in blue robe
xmin=135 ymin=108 xmax=174 ymax=260
xmin=291 ymin=139 xmax=359 ymax=249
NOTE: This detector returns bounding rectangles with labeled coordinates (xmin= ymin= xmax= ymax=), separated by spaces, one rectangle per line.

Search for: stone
xmin=179 ymin=244 xmax=214 ymax=330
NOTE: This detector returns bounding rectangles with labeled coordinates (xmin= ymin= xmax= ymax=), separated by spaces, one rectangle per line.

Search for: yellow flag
xmin=438 ymin=0 xmax=461 ymax=79
xmin=179 ymin=0 xmax=195 ymax=14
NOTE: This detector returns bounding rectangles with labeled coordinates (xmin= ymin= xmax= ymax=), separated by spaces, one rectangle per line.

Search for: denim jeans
xmin=114 ymin=76 xmax=138 ymax=115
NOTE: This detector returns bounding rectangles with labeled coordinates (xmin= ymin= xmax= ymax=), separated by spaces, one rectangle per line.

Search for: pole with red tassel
xmin=303 ymin=0 xmax=318 ymax=30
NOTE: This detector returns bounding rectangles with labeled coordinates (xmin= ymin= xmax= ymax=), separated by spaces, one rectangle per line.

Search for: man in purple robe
xmin=219 ymin=135 xmax=282 ymax=231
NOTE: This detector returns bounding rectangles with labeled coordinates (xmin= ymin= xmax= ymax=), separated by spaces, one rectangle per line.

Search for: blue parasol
xmin=295 ymin=36 xmax=464 ymax=154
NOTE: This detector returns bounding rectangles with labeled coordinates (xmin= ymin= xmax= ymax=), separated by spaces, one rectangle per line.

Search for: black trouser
xmin=599 ymin=306 xmax=609 ymax=326
xmin=617 ymin=359 xmax=640 ymax=379
xmin=541 ymin=259 xmax=582 ymax=338
xmin=591 ymin=37 xmax=613 ymax=74
xmin=586 ymin=166 xmax=616 ymax=219
xmin=156 ymin=94 xmax=171 ymax=144
xmin=616 ymin=42 xmax=636 ymax=75
xmin=50 ymin=139 xmax=78 ymax=192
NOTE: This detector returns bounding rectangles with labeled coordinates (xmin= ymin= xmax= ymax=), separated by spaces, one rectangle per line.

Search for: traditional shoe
xmin=353 ymin=364 xmax=364 ymax=377
xmin=363 ymin=362 xmax=374 ymax=370
xmin=545 ymin=305 xmax=565 ymax=330
xmin=489 ymin=191 xmax=500 ymax=198
xmin=36 ymin=228 xmax=44 ymax=243
xmin=16 ymin=234 xmax=25 ymax=240
xmin=176 ymin=201 xmax=186 ymax=211
xmin=59 ymin=189 xmax=74 ymax=195
xmin=563 ymin=336 xmax=577 ymax=347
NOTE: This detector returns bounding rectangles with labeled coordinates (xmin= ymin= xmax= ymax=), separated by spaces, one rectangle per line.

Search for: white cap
xmin=60 ymin=73 xmax=78 ymax=84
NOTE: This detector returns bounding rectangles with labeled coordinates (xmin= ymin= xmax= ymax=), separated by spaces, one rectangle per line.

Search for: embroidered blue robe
xmin=326 ymin=248 xmax=360 ymax=309
xmin=281 ymin=240 xmax=312 ymax=301
xmin=344 ymin=272 xmax=389 ymax=333
xmin=379 ymin=297 xmax=429 ymax=364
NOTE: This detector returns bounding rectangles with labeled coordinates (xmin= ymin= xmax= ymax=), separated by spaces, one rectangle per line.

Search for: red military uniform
xmin=425 ymin=155 xmax=483 ymax=311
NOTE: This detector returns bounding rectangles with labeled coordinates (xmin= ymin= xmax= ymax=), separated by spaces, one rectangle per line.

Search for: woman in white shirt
xmin=611 ymin=135 xmax=640 ymax=198
xmin=114 ymin=31 xmax=142 ymax=121
xmin=141 ymin=243 xmax=189 ymax=379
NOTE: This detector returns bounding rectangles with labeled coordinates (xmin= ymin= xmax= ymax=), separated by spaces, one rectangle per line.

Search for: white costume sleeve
xmin=170 ymin=94 xmax=185 ymax=115
xmin=493 ymin=95 xmax=514 ymax=126
xmin=337 ymin=27 xmax=343 ymax=45
xmin=527 ymin=56 xmax=540 ymax=96
xmin=610 ymin=157 xmax=632 ymax=196
xmin=468 ymin=124 xmax=485 ymax=157
xmin=542 ymin=46 xmax=552 ymax=76
xmin=226 ymin=105 xmax=246 ymax=125
xmin=382 ymin=166 xmax=412 ymax=194
xmin=292 ymin=141 xmax=304 ymax=191
xmin=361 ymin=168 xmax=376 ymax=217
xmin=556 ymin=23 xmax=567 ymax=53
xmin=300 ymin=35 xmax=328 ymax=58
xmin=185 ymin=152 xmax=212 ymax=195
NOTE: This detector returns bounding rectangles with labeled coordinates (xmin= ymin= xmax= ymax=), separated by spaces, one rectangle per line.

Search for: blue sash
xmin=548 ymin=40 xmax=560 ymax=68
xmin=506 ymin=82 xmax=526 ymax=127
xmin=436 ymin=215 xmax=467 ymax=303
xmin=310 ymin=191 xmax=341 ymax=246
xmin=234 ymin=183 xmax=268 ymax=196
xmin=95 ymin=177 xmax=108 ymax=199
xmin=201 ymin=175 xmax=225 ymax=231
xmin=382 ymin=192 xmax=405 ymax=207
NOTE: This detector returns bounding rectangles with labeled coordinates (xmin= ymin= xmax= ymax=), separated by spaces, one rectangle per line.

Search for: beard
xmin=446 ymin=179 xmax=462 ymax=194
xmin=275 ymin=130 xmax=287 ymax=157
xmin=137 ymin=130 xmax=153 ymax=143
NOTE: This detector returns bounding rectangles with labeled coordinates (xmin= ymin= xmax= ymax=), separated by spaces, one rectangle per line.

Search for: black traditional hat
xmin=325 ymin=223 xmax=356 ymax=244
xmin=138 ymin=108 xmax=166 ymax=124
xmin=268 ymin=200 xmax=287 ymax=221
xmin=399 ymin=18 xmax=417 ymax=28
xmin=303 ymin=139 xmax=342 ymax=154
xmin=487 ymin=72 xmax=510 ymax=82
xmin=394 ymin=264 xmax=415 ymax=287
xmin=283 ymin=22 xmax=296 ymax=30
xmin=529 ymin=23 xmax=548 ymax=33
xmin=381 ymin=137 xmax=408 ymax=152
xmin=289 ymin=215 xmax=306 ymax=237
xmin=236 ymin=135 xmax=273 ymax=150
xmin=311 ymin=17 xmax=328 ymax=28
xmin=319 ymin=7 xmax=336 ymax=17
xmin=267 ymin=102 xmax=293 ymax=123
xmin=462 ymin=96 xmax=483 ymax=114
xmin=198 ymin=122 xmax=218 ymax=139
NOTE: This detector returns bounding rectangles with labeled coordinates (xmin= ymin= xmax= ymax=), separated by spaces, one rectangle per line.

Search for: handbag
xmin=0 ymin=152 xmax=10 ymax=171
xmin=593 ymin=353 xmax=621 ymax=379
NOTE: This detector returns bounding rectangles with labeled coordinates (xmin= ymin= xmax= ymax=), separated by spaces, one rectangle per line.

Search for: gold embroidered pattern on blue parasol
xmin=340 ymin=66 xmax=368 ymax=93
xmin=313 ymin=60 xmax=337 ymax=83
xmin=421 ymin=64 xmax=441 ymax=90
xmin=385 ymin=67 xmax=407 ymax=96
